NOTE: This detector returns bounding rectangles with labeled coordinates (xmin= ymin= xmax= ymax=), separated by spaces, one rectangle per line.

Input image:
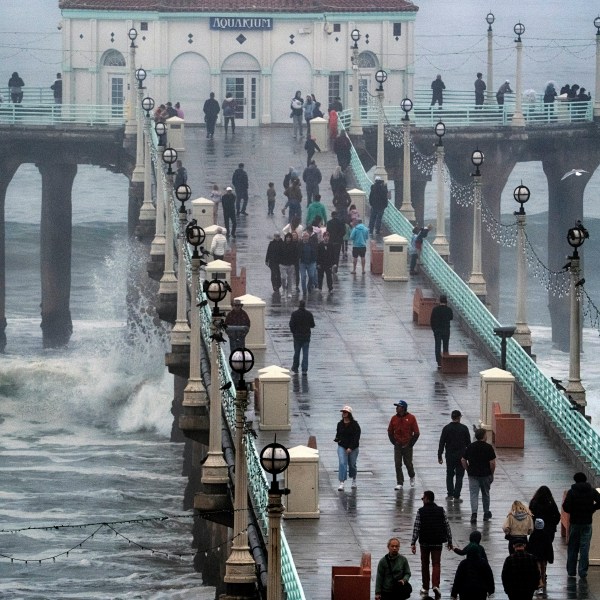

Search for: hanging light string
xmin=581 ymin=286 xmax=600 ymax=335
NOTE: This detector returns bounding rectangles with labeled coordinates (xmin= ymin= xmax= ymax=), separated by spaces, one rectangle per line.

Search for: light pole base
xmin=468 ymin=273 xmax=487 ymax=298
xmin=513 ymin=326 xmax=532 ymax=351
xmin=132 ymin=165 xmax=145 ymax=183
xmin=202 ymin=452 xmax=229 ymax=485
xmin=171 ymin=322 xmax=191 ymax=346
xmin=224 ymin=548 xmax=257 ymax=585
xmin=349 ymin=124 xmax=363 ymax=136
xmin=399 ymin=203 xmax=415 ymax=222
xmin=566 ymin=383 xmax=586 ymax=411
xmin=511 ymin=112 xmax=526 ymax=127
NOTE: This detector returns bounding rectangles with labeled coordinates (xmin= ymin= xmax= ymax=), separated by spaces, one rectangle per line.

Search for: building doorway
xmin=224 ymin=74 xmax=258 ymax=126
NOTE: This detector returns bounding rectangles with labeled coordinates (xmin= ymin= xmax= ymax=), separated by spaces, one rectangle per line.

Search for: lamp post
xmin=201 ymin=279 xmax=230 ymax=484
xmin=125 ymin=27 xmax=138 ymax=136
xmin=486 ymin=12 xmax=495 ymax=104
xmin=468 ymin=149 xmax=487 ymax=300
xmin=139 ymin=97 xmax=156 ymax=225
xmin=565 ymin=222 xmax=589 ymax=412
xmin=183 ymin=221 xmax=208 ymax=407
xmin=150 ymin=121 xmax=167 ymax=261
xmin=171 ymin=183 xmax=192 ymax=346
xmin=594 ymin=16 xmax=600 ymax=119
xmin=260 ymin=439 xmax=290 ymax=600
xmin=224 ymin=348 xmax=257 ymax=593
xmin=513 ymin=183 xmax=532 ymax=353
xmin=374 ymin=69 xmax=388 ymax=181
xmin=512 ymin=22 xmax=526 ymax=127
xmin=155 ymin=120 xmax=167 ymax=149
xmin=399 ymin=98 xmax=415 ymax=221
xmin=132 ymin=67 xmax=147 ymax=182
xmin=158 ymin=146 xmax=178 ymax=297
xmin=349 ymin=28 xmax=363 ymax=135
xmin=432 ymin=121 xmax=449 ymax=260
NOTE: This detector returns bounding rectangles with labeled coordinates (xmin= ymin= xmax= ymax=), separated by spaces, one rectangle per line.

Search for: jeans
xmin=337 ymin=445 xmax=359 ymax=481
xmin=292 ymin=113 xmax=303 ymax=138
xmin=420 ymin=546 xmax=442 ymax=589
xmin=369 ymin=208 xmax=384 ymax=234
xmin=223 ymin=210 xmax=236 ymax=237
xmin=434 ymin=330 xmax=450 ymax=365
xmin=409 ymin=252 xmax=418 ymax=273
xmin=317 ymin=265 xmax=333 ymax=291
xmin=567 ymin=523 xmax=593 ymax=577
xmin=445 ymin=451 xmax=465 ymax=498
xmin=468 ymin=474 xmax=492 ymax=514
xmin=393 ymin=445 xmax=415 ymax=485
xmin=300 ymin=261 xmax=316 ymax=295
xmin=292 ymin=338 xmax=310 ymax=372
xmin=279 ymin=264 xmax=295 ymax=290
xmin=224 ymin=116 xmax=235 ymax=133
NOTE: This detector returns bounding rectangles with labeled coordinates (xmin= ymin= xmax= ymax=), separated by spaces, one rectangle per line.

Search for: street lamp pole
xmin=468 ymin=149 xmax=487 ymax=300
xmin=260 ymin=440 xmax=290 ymax=600
xmin=374 ymin=69 xmax=388 ymax=181
xmin=139 ymin=97 xmax=156 ymax=224
xmin=224 ymin=349 xmax=257 ymax=593
xmin=512 ymin=22 xmax=526 ymax=127
xmin=594 ymin=17 xmax=600 ymax=119
xmin=202 ymin=279 xmax=230 ymax=484
xmin=565 ymin=222 xmax=589 ymax=412
xmin=151 ymin=122 xmax=167 ymax=260
xmin=125 ymin=27 xmax=138 ymax=136
xmin=513 ymin=183 xmax=532 ymax=353
xmin=159 ymin=147 xmax=178 ymax=297
xmin=486 ymin=13 xmax=495 ymax=105
xmin=399 ymin=98 xmax=415 ymax=221
xmin=432 ymin=121 xmax=449 ymax=260
xmin=132 ymin=67 xmax=147 ymax=182
xmin=349 ymin=29 xmax=363 ymax=136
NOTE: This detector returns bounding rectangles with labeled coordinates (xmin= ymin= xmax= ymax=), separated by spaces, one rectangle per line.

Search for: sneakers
xmin=395 ymin=484 xmax=403 ymax=491
xmin=445 ymin=495 xmax=454 ymax=501
xmin=432 ymin=587 xmax=441 ymax=600
xmin=420 ymin=588 xmax=428 ymax=595
xmin=470 ymin=513 xmax=477 ymax=523
xmin=410 ymin=478 xmax=415 ymax=487
xmin=337 ymin=482 xmax=344 ymax=491
xmin=454 ymin=497 xmax=463 ymax=503
xmin=483 ymin=511 xmax=492 ymax=521
xmin=351 ymin=478 xmax=357 ymax=489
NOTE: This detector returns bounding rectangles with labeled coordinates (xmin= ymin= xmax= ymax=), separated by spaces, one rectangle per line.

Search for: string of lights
xmin=523 ymin=230 xmax=570 ymax=298
xmin=582 ymin=287 xmax=600 ymax=335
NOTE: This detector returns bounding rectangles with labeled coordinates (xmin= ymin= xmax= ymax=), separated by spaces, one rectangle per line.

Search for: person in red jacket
xmin=387 ymin=401 xmax=420 ymax=491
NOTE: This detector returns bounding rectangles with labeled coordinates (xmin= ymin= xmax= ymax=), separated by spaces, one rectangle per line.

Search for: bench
xmin=370 ymin=240 xmax=383 ymax=274
xmin=441 ymin=352 xmax=468 ymax=374
xmin=331 ymin=552 xmax=371 ymax=600
xmin=491 ymin=401 xmax=524 ymax=448
xmin=413 ymin=287 xmax=437 ymax=326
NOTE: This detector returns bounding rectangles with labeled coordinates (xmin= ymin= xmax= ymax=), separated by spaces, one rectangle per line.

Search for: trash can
xmin=479 ymin=367 xmax=515 ymax=429
xmin=382 ymin=234 xmax=408 ymax=281
xmin=165 ymin=116 xmax=185 ymax=152
xmin=310 ymin=116 xmax=328 ymax=152
xmin=191 ymin=197 xmax=215 ymax=230
xmin=234 ymin=294 xmax=266 ymax=350
xmin=257 ymin=365 xmax=291 ymax=431
xmin=347 ymin=188 xmax=366 ymax=222
xmin=284 ymin=445 xmax=320 ymax=518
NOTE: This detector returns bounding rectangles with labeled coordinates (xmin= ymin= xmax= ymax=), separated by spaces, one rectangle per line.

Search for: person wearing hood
xmin=502 ymin=500 xmax=534 ymax=555
xmin=221 ymin=92 xmax=236 ymax=134
xmin=450 ymin=545 xmax=494 ymax=600
xmin=369 ymin=176 xmax=389 ymax=236
xmin=562 ymin=471 xmax=600 ymax=578
xmin=496 ymin=80 xmax=513 ymax=106
xmin=290 ymin=90 xmax=304 ymax=139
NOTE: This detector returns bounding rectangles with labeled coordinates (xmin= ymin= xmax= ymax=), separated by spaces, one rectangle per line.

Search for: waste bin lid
xmin=383 ymin=234 xmax=407 ymax=244
xmin=479 ymin=367 xmax=515 ymax=381
xmin=288 ymin=445 xmax=319 ymax=460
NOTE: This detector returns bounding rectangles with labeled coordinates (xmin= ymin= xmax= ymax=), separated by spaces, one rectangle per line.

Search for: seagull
xmin=561 ymin=169 xmax=588 ymax=180
xmin=551 ymin=376 xmax=566 ymax=392
xmin=575 ymin=278 xmax=586 ymax=287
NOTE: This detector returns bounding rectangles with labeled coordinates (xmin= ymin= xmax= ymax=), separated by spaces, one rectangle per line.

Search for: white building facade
xmin=59 ymin=0 xmax=418 ymax=125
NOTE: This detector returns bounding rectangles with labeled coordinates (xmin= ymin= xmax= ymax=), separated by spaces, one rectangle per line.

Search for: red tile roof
xmin=59 ymin=0 xmax=418 ymax=13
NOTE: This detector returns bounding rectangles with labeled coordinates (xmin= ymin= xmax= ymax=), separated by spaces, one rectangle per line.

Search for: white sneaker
xmin=351 ymin=478 xmax=357 ymax=488
xmin=420 ymin=588 xmax=428 ymax=595
xmin=432 ymin=586 xmax=441 ymax=599
xmin=338 ymin=482 xmax=344 ymax=491
xmin=410 ymin=478 xmax=416 ymax=487
xmin=395 ymin=484 xmax=403 ymax=491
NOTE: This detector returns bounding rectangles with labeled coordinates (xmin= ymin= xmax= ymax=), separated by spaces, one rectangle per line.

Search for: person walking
xmin=174 ymin=159 xmax=188 ymax=189
xmin=501 ymin=540 xmax=540 ymax=600
xmin=210 ymin=184 xmax=221 ymax=223
xmin=330 ymin=166 xmax=347 ymax=196
xmin=529 ymin=485 xmax=561 ymax=543
xmin=282 ymin=177 xmax=303 ymax=223
xmin=526 ymin=518 xmax=553 ymax=594
xmin=409 ymin=225 xmax=430 ymax=275
xmin=51 ymin=73 xmax=62 ymax=104
xmin=335 ymin=405 xmax=361 ymax=491
xmin=316 ymin=231 xmax=335 ymax=293
xmin=430 ymin=294 xmax=453 ymax=368
xmin=210 ymin=227 xmax=227 ymax=260
xmin=496 ymin=80 xmax=513 ymax=106
xmin=303 ymin=94 xmax=314 ymax=136
xmin=221 ymin=186 xmax=237 ymax=239
xmin=224 ymin=299 xmax=250 ymax=354
xmin=453 ymin=530 xmax=488 ymax=562
xmin=502 ymin=500 xmax=534 ymax=555
xmin=388 ymin=400 xmax=420 ymax=491
xmin=302 ymin=160 xmax=322 ymax=205
xmin=326 ymin=211 xmax=345 ymax=271
xmin=368 ymin=176 xmax=389 ymax=236
xmin=8 ymin=72 xmax=24 ymax=103
xmin=375 ymin=538 xmax=412 ymax=600
xmin=290 ymin=91 xmax=304 ymax=139
xmin=462 ymin=428 xmax=496 ymax=524
xmin=221 ymin=92 xmax=236 ymax=134
xmin=410 ymin=490 xmax=453 ymax=599
xmin=333 ymin=132 xmax=352 ymax=170
xmin=298 ymin=231 xmax=317 ymax=297
xmin=562 ymin=471 xmax=600 ymax=579
xmin=203 ymin=92 xmax=220 ymax=139
xmin=431 ymin=74 xmax=446 ymax=107
xmin=265 ymin=232 xmax=283 ymax=293
xmin=266 ymin=181 xmax=277 ymax=216
xmin=279 ymin=233 xmax=297 ymax=297
xmin=304 ymin=136 xmax=321 ymax=168
xmin=474 ymin=72 xmax=486 ymax=108
xmin=305 ymin=193 xmax=327 ymax=227
xmin=232 ymin=163 xmax=249 ymax=216
xmin=438 ymin=409 xmax=470 ymax=503
xmin=289 ymin=299 xmax=315 ymax=374
xmin=450 ymin=546 xmax=494 ymax=600
xmin=349 ymin=218 xmax=369 ymax=274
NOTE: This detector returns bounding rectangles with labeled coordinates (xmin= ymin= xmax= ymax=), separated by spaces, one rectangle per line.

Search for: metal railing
xmin=0 ymin=102 xmax=125 ymax=126
xmin=340 ymin=119 xmax=600 ymax=479
xmin=0 ymin=86 xmax=54 ymax=104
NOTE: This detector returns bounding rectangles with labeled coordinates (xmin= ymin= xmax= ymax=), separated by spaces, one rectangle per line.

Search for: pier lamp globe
xmin=350 ymin=28 xmax=361 ymax=49
xmin=513 ymin=182 xmax=530 ymax=215
xmin=595 ymin=16 xmax=600 ymax=34
xmin=229 ymin=348 xmax=255 ymax=383
xmin=567 ymin=223 xmax=588 ymax=258
xmin=400 ymin=97 xmax=413 ymax=121
xmin=185 ymin=220 xmax=205 ymax=258
xmin=128 ymin=27 xmax=138 ymax=47
xmin=260 ymin=440 xmax=290 ymax=493
xmin=435 ymin=120 xmax=446 ymax=146
xmin=204 ymin=278 xmax=229 ymax=311
xmin=471 ymin=149 xmax=484 ymax=176
xmin=141 ymin=96 xmax=154 ymax=117
xmin=175 ymin=183 xmax=192 ymax=212
xmin=135 ymin=67 xmax=146 ymax=89
xmin=514 ymin=22 xmax=525 ymax=42
xmin=486 ymin=12 xmax=495 ymax=30
xmin=375 ymin=69 xmax=388 ymax=92
xmin=155 ymin=121 xmax=166 ymax=137
xmin=162 ymin=146 xmax=177 ymax=174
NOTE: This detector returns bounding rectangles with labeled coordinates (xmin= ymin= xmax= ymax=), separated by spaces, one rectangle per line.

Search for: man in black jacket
xmin=289 ymin=300 xmax=315 ymax=375
xmin=437 ymin=410 xmax=471 ymax=503
xmin=265 ymin=233 xmax=283 ymax=293
xmin=326 ymin=211 xmax=345 ymax=271
xmin=501 ymin=540 xmax=540 ymax=600
xmin=369 ymin=176 xmax=389 ymax=235
xmin=221 ymin=186 xmax=237 ymax=239
xmin=430 ymin=294 xmax=453 ymax=368
xmin=202 ymin=92 xmax=220 ymax=139
xmin=563 ymin=471 xmax=600 ymax=578
xmin=410 ymin=490 xmax=453 ymax=599
xmin=232 ymin=163 xmax=249 ymax=216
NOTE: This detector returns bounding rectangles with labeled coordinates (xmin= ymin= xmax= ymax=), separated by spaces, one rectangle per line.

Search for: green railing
xmin=341 ymin=119 xmax=600 ymax=479
xmin=0 ymin=102 xmax=125 ymax=126
xmin=0 ymin=86 xmax=54 ymax=104
xmin=155 ymin=133 xmax=306 ymax=600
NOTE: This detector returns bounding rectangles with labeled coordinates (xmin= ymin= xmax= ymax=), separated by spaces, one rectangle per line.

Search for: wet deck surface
xmin=184 ymin=125 xmax=600 ymax=599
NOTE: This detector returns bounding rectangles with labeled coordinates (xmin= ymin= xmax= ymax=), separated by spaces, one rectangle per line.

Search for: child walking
xmin=210 ymin=184 xmax=221 ymax=223
xmin=267 ymin=182 xmax=276 ymax=216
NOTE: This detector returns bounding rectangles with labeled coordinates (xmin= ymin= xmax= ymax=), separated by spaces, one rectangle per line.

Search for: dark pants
xmin=445 ymin=451 xmax=465 ymax=498
xmin=331 ymin=242 xmax=342 ymax=267
xmin=433 ymin=330 xmax=450 ymax=365
xmin=567 ymin=523 xmax=593 ymax=577
xmin=235 ymin=188 xmax=248 ymax=214
xmin=317 ymin=265 xmax=333 ymax=291
xmin=306 ymin=150 xmax=315 ymax=167
xmin=206 ymin=117 xmax=217 ymax=136
xmin=475 ymin=93 xmax=484 ymax=108
xmin=292 ymin=338 xmax=310 ymax=373
xmin=269 ymin=264 xmax=281 ymax=291
xmin=223 ymin=210 xmax=237 ymax=237
xmin=224 ymin=116 xmax=235 ymax=133
xmin=420 ymin=545 xmax=442 ymax=589
xmin=369 ymin=207 xmax=384 ymax=234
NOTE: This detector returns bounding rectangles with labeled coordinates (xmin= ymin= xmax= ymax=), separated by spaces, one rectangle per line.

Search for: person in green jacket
xmin=305 ymin=194 xmax=327 ymax=227
xmin=375 ymin=537 xmax=412 ymax=600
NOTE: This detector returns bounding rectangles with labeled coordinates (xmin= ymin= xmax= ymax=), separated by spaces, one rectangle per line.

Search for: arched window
xmin=102 ymin=49 xmax=126 ymax=67
xmin=357 ymin=51 xmax=379 ymax=70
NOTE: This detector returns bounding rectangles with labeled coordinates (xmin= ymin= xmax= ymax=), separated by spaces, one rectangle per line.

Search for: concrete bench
xmin=413 ymin=287 xmax=437 ymax=326
xmin=370 ymin=240 xmax=383 ymax=274
xmin=491 ymin=401 xmax=524 ymax=448
xmin=441 ymin=352 xmax=468 ymax=374
xmin=331 ymin=552 xmax=371 ymax=600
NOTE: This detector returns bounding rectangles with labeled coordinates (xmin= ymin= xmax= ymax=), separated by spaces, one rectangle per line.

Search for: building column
xmin=37 ymin=162 xmax=77 ymax=348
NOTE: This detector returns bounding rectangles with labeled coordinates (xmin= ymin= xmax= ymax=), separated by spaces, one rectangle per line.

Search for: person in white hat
xmin=334 ymin=405 xmax=361 ymax=491
xmin=221 ymin=186 xmax=237 ymax=238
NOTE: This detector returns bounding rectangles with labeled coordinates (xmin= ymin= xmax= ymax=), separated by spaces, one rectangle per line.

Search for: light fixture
xmin=435 ymin=120 xmax=446 ymax=146
xmin=400 ymin=97 xmax=413 ymax=121
xmin=567 ymin=222 xmax=589 ymax=258
xmin=135 ymin=67 xmax=146 ymax=88
xmin=471 ymin=148 xmax=484 ymax=176
xmin=229 ymin=348 xmax=255 ymax=383
xmin=204 ymin=279 xmax=228 ymax=305
xmin=185 ymin=220 xmax=205 ymax=258
xmin=155 ymin=121 xmax=166 ymax=137
xmin=594 ymin=16 xmax=600 ymax=34
xmin=260 ymin=439 xmax=290 ymax=493
xmin=175 ymin=184 xmax=192 ymax=212
xmin=350 ymin=28 xmax=361 ymax=49
xmin=514 ymin=22 xmax=525 ymax=42
xmin=162 ymin=146 xmax=177 ymax=174
xmin=128 ymin=27 xmax=138 ymax=47
xmin=486 ymin=12 xmax=495 ymax=30
xmin=513 ymin=182 xmax=530 ymax=215
xmin=375 ymin=69 xmax=388 ymax=92
xmin=141 ymin=96 xmax=154 ymax=117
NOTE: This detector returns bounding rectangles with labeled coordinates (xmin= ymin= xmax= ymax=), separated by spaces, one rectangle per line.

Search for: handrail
xmin=0 ymin=102 xmax=125 ymax=126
